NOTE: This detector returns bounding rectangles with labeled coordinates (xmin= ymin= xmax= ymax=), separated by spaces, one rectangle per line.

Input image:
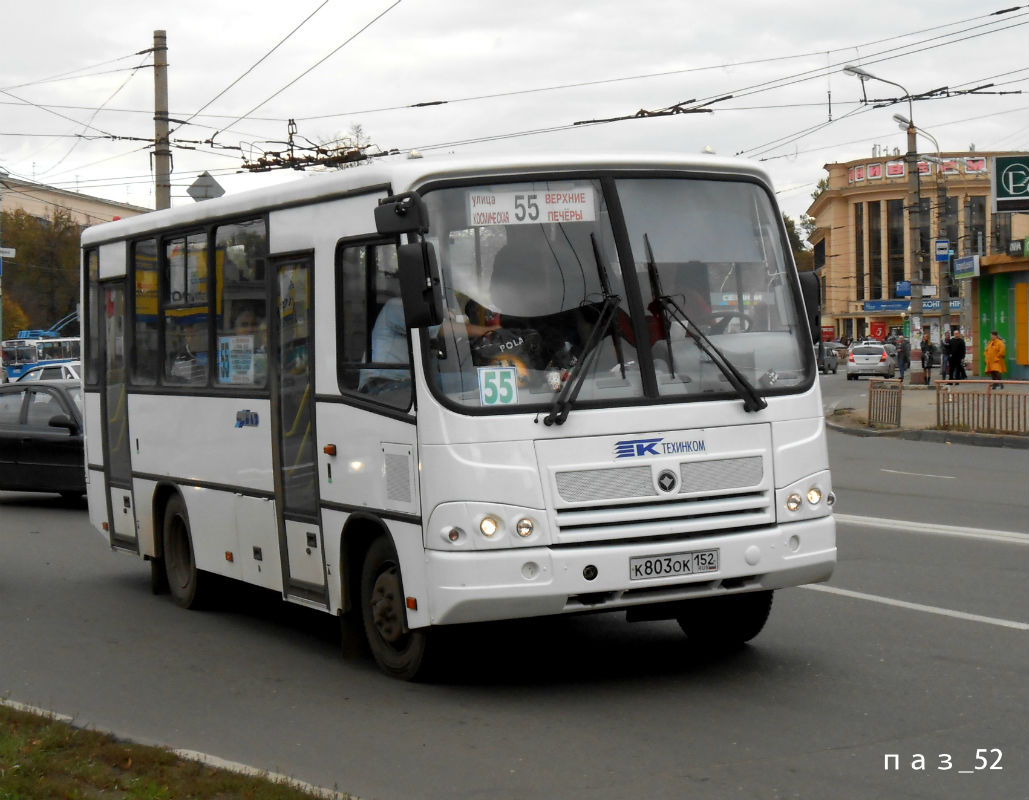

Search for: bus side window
xmin=337 ymin=242 xmax=411 ymax=410
xmin=215 ymin=220 xmax=269 ymax=387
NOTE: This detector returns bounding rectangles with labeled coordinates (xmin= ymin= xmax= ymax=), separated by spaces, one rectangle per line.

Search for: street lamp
xmin=844 ymin=64 xmax=925 ymax=343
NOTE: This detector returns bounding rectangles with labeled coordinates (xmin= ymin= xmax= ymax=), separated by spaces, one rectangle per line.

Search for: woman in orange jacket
xmin=984 ymin=331 xmax=1006 ymax=388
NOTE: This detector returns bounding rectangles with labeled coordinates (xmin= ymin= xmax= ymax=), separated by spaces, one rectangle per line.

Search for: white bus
xmin=81 ymin=153 xmax=835 ymax=679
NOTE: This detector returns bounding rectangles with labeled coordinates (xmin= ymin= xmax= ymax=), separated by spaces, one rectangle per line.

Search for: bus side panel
xmin=86 ymin=468 xmax=108 ymax=541
xmin=83 ymin=391 xmax=108 ymax=541
xmin=178 ymin=487 xmax=243 ymax=582
xmin=132 ymin=477 xmax=158 ymax=557
xmin=236 ymin=494 xmax=282 ymax=592
xmin=316 ymin=403 xmax=419 ymax=517
xmin=316 ymin=402 xmax=428 ymax=628
xmin=128 ymin=395 xmax=274 ymax=493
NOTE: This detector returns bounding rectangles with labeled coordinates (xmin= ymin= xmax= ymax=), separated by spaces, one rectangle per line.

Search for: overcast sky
xmin=1 ymin=0 xmax=1026 ymax=224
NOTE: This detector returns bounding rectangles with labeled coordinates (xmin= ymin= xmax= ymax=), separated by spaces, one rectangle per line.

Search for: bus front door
xmin=272 ymin=256 xmax=328 ymax=606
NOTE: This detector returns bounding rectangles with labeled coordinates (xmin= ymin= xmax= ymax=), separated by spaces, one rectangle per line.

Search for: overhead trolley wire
xmin=212 ymin=0 xmax=405 ymax=139
xmin=171 ymin=0 xmax=332 ymax=136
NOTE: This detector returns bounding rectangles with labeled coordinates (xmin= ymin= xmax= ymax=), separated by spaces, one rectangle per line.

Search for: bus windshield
xmin=420 ymin=176 xmax=808 ymax=413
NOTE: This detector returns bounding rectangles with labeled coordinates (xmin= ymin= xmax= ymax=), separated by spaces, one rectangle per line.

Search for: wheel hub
xmin=370 ymin=567 xmax=404 ymax=644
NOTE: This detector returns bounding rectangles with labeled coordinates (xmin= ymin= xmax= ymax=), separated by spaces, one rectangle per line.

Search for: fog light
xmin=806 ymin=487 xmax=823 ymax=505
xmin=515 ymin=518 xmax=534 ymax=537
xmin=479 ymin=516 xmax=499 ymax=538
xmin=786 ymin=493 xmax=802 ymax=512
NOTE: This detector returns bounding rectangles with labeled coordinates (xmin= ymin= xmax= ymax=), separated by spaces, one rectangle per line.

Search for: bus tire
xmin=162 ymin=494 xmax=207 ymax=609
xmin=676 ymin=589 xmax=773 ymax=649
xmin=360 ymin=537 xmax=430 ymax=680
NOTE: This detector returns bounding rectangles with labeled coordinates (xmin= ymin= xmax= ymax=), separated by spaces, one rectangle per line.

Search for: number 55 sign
xmin=478 ymin=367 xmax=519 ymax=406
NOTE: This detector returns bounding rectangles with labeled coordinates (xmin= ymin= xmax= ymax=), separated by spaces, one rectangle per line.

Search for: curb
xmin=825 ymin=419 xmax=1029 ymax=449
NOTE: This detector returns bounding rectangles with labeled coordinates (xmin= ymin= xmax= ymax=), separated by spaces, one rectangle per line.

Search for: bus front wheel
xmin=360 ymin=537 xmax=430 ymax=680
xmin=162 ymin=494 xmax=207 ymax=609
xmin=676 ymin=590 xmax=773 ymax=649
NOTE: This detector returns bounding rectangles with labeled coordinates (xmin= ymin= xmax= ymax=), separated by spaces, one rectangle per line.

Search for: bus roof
xmin=81 ymin=152 xmax=775 ymax=247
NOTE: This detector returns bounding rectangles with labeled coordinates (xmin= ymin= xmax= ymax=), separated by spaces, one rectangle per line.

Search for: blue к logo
xmin=614 ymin=438 xmax=663 ymax=458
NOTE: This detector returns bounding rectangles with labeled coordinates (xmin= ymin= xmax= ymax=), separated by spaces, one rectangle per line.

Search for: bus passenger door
xmin=272 ymin=256 xmax=328 ymax=606
xmin=101 ymin=282 xmax=137 ymax=551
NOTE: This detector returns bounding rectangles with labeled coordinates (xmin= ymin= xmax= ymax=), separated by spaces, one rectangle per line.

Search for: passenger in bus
xmin=358 ymin=297 xmax=411 ymax=394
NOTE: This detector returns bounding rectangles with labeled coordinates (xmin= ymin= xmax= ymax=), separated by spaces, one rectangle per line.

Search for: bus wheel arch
xmin=341 ymin=520 xmax=431 ymax=680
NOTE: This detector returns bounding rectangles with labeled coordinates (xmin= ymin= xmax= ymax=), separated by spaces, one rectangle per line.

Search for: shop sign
xmin=953 ymin=255 xmax=980 ymax=280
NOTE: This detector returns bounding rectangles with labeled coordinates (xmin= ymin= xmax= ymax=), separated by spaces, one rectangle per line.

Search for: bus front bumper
xmin=420 ymin=515 xmax=835 ymax=626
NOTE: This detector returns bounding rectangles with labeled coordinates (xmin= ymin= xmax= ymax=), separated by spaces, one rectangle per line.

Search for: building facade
xmin=0 ymin=176 xmax=148 ymax=226
xmin=806 ymin=150 xmax=1028 ymax=379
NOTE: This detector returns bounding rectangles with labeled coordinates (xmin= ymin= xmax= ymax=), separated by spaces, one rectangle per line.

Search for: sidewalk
xmin=825 ymin=380 xmax=1029 ymax=449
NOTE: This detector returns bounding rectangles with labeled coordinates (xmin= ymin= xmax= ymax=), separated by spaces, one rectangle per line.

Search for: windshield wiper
xmin=543 ymin=234 xmax=623 ymax=426
xmin=643 ymin=233 xmax=766 ymax=413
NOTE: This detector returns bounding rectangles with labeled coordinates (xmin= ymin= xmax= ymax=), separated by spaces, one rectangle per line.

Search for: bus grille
xmin=552 ymin=490 xmax=773 ymax=543
xmin=551 ymin=455 xmax=770 ymax=544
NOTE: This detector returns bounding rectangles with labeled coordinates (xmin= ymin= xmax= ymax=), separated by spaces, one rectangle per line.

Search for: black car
xmin=0 ymin=379 xmax=85 ymax=497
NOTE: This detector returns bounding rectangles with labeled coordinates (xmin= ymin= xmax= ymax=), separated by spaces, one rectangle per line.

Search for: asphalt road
xmin=1 ymin=428 xmax=1027 ymax=800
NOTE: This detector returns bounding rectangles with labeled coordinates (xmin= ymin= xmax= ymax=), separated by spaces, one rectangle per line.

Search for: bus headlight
xmin=479 ymin=515 xmax=500 ymax=538
xmin=786 ymin=493 xmax=803 ymax=512
xmin=806 ymin=487 xmax=823 ymax=505
xmin=515 ymin=518 xmax=534 ymax=538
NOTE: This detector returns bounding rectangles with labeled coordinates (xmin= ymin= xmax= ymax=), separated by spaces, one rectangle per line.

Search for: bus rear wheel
xmin=676 ymin=590 xmax=773 ymax=649
xmin=360 ymin=537 xmax=430 ymax=680
xmin=162 ymin=494 xmax=207 ymax=609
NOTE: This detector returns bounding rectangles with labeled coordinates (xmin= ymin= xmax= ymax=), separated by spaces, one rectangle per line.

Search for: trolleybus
xmin=81 ymin=153 xmax=836 ymax=679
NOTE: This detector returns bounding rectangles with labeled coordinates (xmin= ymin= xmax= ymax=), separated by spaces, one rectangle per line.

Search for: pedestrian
xmin=984 ymin=330 xmax=1007 ymax=388
xmin=897 ymin=335 xmax=911 ymax=382
xmin=920 ymin=332 xmax=935 ymax=385
xmin=949 ymin=331 xmax=966 ymax=380
xmin=940 ymin=330 xmax=951 ymax=381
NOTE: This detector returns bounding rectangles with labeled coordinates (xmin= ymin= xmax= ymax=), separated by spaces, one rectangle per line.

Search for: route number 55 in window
xmin=478 ymin=367 xmax=518 ymax=406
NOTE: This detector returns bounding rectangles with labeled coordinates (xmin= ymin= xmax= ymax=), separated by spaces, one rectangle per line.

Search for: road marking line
xmin=880 ymin=468 xmax=955 ymax=479
xmin=833 ymin=513 xmax=1029 ymax=544
xmin=802 ymin=584 xmax=1029 ymax=631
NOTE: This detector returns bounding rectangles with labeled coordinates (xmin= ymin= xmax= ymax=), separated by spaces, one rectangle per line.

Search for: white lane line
xmin=833 ymin=513 xmax=1029 ymax=544
xmin=880 ymin=468 xmax=955 ymax=479
xmin=802 ymin=584 xmax=1029 ymax=631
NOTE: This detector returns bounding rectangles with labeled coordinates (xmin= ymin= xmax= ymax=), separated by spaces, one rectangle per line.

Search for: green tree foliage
xmin=1 ymin=208 xmax=82 ymax=336
xmin=782 ymin=213 xmax=814 ymax=272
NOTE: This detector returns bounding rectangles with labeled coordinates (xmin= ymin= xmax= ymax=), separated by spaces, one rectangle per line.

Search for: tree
xmin=0 ymin=208 xmax=82 ymax=334
xmin=1 ymin=294 xmax=30 ymax=339
xmin=782 ymin=213 xmax=814 ymax=272
xmin=810 ymin=177 xmax=830 ymax=201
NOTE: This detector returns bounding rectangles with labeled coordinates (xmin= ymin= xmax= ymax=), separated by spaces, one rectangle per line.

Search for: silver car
xmin=816 ymin=343 xmax=839 ymax=374
xmin=846 ymin=344 xmax=896 ymax=380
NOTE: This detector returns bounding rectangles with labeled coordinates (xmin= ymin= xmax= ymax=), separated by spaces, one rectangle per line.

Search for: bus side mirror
xmin=798 ymin=272 xmax=821 ymax=345
xmin=398 ymin=242 xmax=444 ymax=328
xmin=375 ymin=193 xmax=429 ymax=235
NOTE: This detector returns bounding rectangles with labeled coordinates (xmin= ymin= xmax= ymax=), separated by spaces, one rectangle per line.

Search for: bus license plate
xmin=629 ymin=549 xmax=719 ymax=580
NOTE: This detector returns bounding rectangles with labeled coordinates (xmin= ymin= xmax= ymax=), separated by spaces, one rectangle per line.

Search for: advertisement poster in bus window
xmin=218 ymin=335 xmax=256 ymax=384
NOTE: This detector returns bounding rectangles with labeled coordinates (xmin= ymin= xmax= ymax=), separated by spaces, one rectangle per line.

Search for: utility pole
xmin=153 ymin=30 xmax=171 ymax=210
xmin=904 ymin=120 xmax=924 ymax=342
